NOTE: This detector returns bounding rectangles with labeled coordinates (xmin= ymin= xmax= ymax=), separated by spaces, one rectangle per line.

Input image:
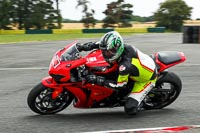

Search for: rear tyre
xmin=27 ymin=83 xmax=74 ymax=115
xmin=143 ymin=71 xmax=182 ymax=110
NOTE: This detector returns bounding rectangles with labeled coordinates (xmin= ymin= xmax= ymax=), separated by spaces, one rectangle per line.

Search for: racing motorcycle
xmin=27 ymin=41 xmax=186 ymax=115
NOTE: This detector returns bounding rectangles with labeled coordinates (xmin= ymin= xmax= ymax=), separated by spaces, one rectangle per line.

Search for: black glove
xmin=79 ymin=42 xmax=94 ymax=51
xmin=96 ymin=76 xmax=105 ymax=86
xmin=86 ymin=75 xmax=105 ymax=86
xmin=86 ymin=75 xmax=97 ymax=84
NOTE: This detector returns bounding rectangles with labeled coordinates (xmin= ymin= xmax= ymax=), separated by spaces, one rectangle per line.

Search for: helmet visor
xmin=102 ymin=47 xmax=117 ymax=60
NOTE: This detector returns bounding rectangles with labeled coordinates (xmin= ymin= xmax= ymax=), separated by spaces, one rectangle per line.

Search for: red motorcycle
xmin=27 ymin=41 xmax=186 ymax=115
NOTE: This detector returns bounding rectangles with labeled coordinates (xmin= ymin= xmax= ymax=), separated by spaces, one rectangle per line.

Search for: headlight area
xmin=50 ymin=74 xmax=65 ymax=83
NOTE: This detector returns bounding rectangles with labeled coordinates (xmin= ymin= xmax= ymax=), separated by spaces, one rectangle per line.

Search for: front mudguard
xmin=41 ymin=76 xmax=63 ymax=99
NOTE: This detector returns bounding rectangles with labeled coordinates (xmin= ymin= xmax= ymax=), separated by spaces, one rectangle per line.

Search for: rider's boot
xmin=124 ymin=97 xmax=139 ymax=115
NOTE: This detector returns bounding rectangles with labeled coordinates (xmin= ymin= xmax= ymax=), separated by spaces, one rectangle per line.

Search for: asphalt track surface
xmin=0 ymin=33 xmax=200 ymax=133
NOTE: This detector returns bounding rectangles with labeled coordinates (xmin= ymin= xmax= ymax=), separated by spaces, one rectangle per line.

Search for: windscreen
xmin=61 ymin=44 xmax=80 ymax=61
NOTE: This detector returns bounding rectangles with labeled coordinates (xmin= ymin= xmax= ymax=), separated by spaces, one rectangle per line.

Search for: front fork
xmin=42 ymin=76 xmax=63 ymax=99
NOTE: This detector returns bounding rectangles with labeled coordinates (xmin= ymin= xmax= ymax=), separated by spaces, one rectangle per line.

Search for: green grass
xmin=0 ymin=33 xmax=135 ymax=44
xmin=0 ymin=33 xmax=106 ymax=44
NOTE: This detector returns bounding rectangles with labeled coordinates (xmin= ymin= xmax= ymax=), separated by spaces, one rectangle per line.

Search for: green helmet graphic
xmin=100 ymin=31 xmax=124 ymax=63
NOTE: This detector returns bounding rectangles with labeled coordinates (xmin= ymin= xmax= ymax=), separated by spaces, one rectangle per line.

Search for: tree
xmin=29 ymin=0 xmax=57 ymax=29
xmin=154 ymin=0 xmax=192 ymax=31
xmin=11 ymin=0 xmax=33 ymax=29
xmin=102 ymin=2 xmax=118 ymax=28
xmin=11 ymin=0 xmax=57 ymax=30
xmin=76 ymin=0 xmax=96 ymax=28
xmin=53 ymin=0 xmax=65 ymax=29
xmin=102 ymin=0 xmax=133 ymax=28
xmin=119 ymin=3 xmax=133 ymax=27
xmin=0 ymin=0 xmax=13 ymax=29
xmin=132 ymin=15 xmax=154 ymax=22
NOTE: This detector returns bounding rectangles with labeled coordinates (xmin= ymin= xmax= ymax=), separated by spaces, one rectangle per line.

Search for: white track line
xmin=0 ymin=67 xmax=48 ymax=71
xmin=84 ymin=125 xmax=200 ymax=133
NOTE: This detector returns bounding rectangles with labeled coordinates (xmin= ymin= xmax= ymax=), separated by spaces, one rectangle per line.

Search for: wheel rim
xmin=35 ymin=89 xmax=70 ymax=114
xmin=144 ymin=82 xmax=179 ymax=108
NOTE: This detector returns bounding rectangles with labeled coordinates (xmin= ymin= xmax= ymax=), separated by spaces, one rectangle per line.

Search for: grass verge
xmin=0 ymin=33 xmax=106 ymax=44
xmin=0 ymin=33 xmax=135 ymax=44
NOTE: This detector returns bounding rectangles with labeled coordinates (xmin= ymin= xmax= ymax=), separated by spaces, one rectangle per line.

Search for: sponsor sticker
xmin=119 ymin=65 xmax=126 ymax=71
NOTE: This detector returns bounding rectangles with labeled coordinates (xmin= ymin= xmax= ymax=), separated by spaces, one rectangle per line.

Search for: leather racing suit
xmin=77 ymin=42 xmax=157 ymax=108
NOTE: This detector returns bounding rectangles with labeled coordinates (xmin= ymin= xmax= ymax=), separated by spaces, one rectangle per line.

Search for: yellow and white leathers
xmin=106 ymin=45 xmax=157 ymax=105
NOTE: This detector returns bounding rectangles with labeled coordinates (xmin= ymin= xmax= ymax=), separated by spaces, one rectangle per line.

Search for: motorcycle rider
xmin=77 ymin=31 xmax=157 ymax=115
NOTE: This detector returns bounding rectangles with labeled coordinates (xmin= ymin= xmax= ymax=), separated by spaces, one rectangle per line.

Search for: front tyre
xmin=27 ymin=83 xmax=73 ymax=115
xmin=143 ymin=71 xmax=182 ymax=110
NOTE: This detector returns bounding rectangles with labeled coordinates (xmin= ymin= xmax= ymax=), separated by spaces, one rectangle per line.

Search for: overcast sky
xmin=58 ymin=0 xmax=200 ymax=20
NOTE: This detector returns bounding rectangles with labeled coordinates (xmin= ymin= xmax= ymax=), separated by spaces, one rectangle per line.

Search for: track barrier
xmin=183 ymin=26 xmax=200 ymax=43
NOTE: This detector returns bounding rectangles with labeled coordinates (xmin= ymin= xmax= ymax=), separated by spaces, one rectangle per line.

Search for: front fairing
xmin=49 ymin=42 xmax=86 ymax=83
xmin=85 ymin=50 xmax=118 ymax=74
xmin=85 ymin=50 xmax=110 ymax=67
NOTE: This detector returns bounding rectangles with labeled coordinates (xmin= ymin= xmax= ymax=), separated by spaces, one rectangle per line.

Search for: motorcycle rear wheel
xmin=143 ymin=71 xmax=182 ymax=110
xmin=27 ymin=83 xmax=73 ymax=115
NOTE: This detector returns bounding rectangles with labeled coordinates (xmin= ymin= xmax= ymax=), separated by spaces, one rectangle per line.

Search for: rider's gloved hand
xmin=86 ymin=75 xmax=105 ymax=85
xmin=96 ymin=76 xmax=105 ymax=86
xmin=82 ymin=42 xmax=94 ymax=51
xmin=86 ymin=75 xmax=97 ymax=83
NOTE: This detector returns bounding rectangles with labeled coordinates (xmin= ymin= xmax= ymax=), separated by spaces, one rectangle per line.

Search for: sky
xmin=58 ymin=0 xmax=200 ymax=20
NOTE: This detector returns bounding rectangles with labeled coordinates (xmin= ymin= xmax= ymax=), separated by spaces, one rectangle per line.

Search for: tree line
xmin=0 ymin=0 xmax=59 ymax=30
xmin=0 ymin=0 xmax=193 ymax=31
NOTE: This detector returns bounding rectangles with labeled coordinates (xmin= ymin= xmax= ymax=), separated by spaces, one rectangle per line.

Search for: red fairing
xmin=72 ymin=84 xmax=113 ymax=108
xmin=82 ymin=84 xmax=113 ymax=107
xmin=48 ymin=41 xmax=86 ymax=82
xmin=49 ymin=57 xmax=86 ymax=82
xmin=85 ymin=50 xmax=118 ymax=74
xmin=86 ymin=50 xmax=109 ymax=67
xmin=155 ymin=52 xmax=186 ymax=72
xmin=41 ymin=42 xmax=115 ymax=108
xmin=41 ymin=76 xmax=113 ymax=108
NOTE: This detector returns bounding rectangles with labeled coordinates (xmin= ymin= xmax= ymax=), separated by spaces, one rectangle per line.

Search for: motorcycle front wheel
xmin=27 ymin=83 xmax=74 ymax=115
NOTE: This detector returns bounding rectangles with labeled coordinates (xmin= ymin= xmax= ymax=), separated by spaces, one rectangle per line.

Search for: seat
xmin=157 ymin=51 xmax=181 ymax=64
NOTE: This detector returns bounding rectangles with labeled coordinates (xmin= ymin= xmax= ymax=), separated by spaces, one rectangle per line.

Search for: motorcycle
xmin=27 ymin=41 xmax=186 ymax=115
